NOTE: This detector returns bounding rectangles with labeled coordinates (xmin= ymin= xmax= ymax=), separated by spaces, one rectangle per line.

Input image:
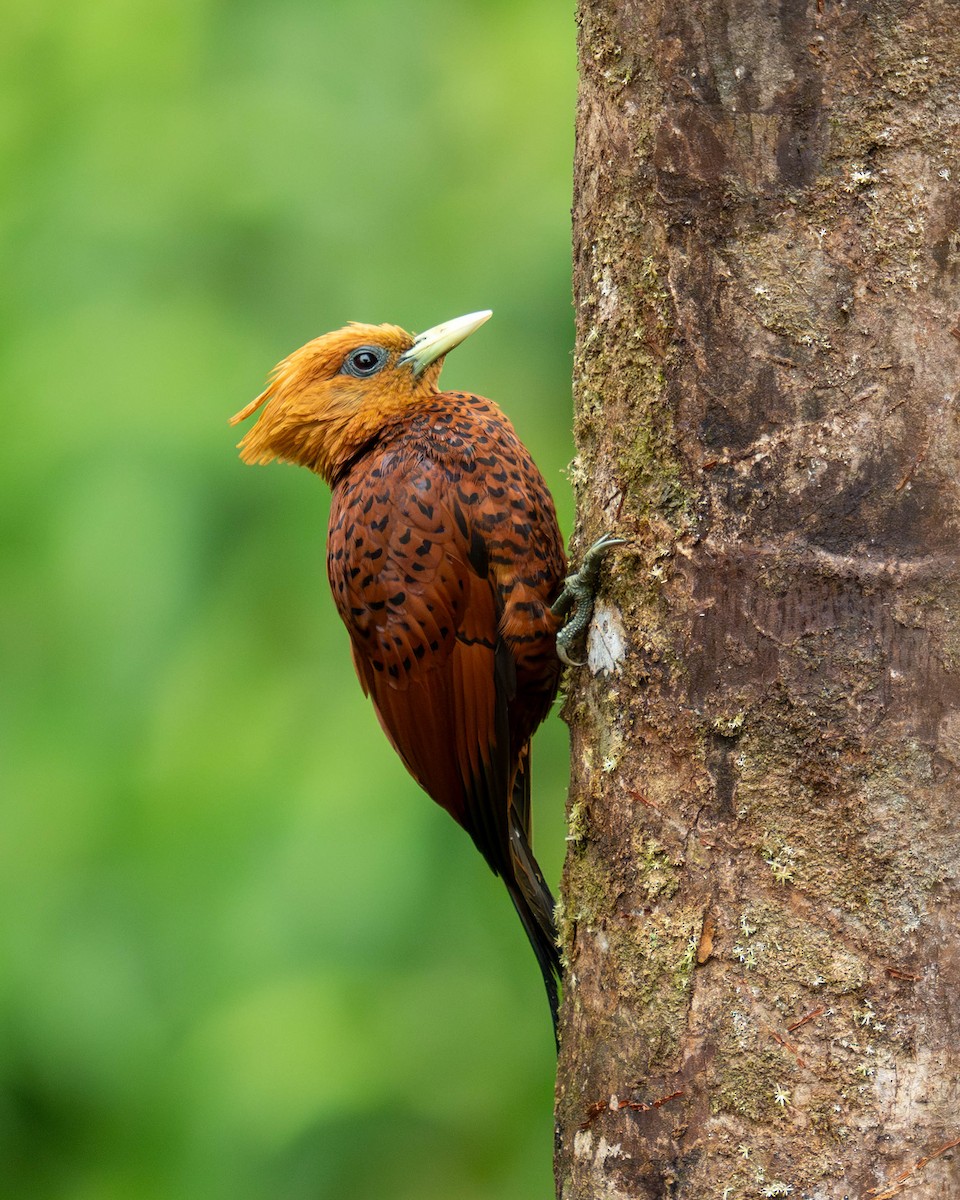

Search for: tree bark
xmin=556 ymin=2 xmax=960 ymax=1197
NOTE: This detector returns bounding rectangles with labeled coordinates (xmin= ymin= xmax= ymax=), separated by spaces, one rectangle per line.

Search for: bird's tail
xmin=506 ymin=811 xmax=562 ymax=1047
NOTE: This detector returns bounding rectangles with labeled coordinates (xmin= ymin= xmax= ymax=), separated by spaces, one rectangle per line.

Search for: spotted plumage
xmin=232 ymin=312 xmax=567 ymax=1037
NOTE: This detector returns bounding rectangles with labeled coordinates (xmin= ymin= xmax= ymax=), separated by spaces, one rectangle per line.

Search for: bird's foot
xmin=552 ymin=533 xmax=626 ymax=666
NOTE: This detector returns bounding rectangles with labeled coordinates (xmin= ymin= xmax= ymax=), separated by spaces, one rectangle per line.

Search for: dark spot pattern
xmin=325 ymin=388 xmax=567 ymax=746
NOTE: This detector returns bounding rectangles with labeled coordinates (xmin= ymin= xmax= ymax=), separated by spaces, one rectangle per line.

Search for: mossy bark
xmin=557 ymin=2 xmax=960 ymax=1197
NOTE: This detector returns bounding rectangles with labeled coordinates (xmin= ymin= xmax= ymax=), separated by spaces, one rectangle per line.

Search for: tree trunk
xmin=556 ymin=2 xmax=960 ymax=1197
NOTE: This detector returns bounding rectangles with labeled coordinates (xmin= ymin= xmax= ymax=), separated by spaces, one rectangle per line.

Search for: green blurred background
xmin=1 ymin=2 xmax=576 ymax=1197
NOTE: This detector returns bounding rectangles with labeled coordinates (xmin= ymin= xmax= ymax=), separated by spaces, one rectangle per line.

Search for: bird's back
xmin=326 ymin=389 xmax=566 ymax=876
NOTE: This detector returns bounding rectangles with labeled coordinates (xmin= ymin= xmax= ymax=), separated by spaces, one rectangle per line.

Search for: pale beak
xmin=398 ymin=310 xmax=492 ymax=377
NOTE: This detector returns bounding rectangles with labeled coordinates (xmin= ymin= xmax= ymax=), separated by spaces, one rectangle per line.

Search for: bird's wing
xmin=328 ymin=454 xmax=514 ymax=876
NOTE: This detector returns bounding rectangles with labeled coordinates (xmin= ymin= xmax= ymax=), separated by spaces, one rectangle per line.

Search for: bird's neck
xmin=300 ymin=394 xmax=417 ymax=485
xmin=305 ymin=407 xmax=379 ymax=484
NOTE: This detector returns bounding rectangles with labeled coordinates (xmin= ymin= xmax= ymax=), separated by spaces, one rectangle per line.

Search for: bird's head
xmin=230 ymin=310 xmax=492 ymax=483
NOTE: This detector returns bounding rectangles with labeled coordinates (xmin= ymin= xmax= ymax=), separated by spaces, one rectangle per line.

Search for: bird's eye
xmin=342 ymin=346 xmax=387 ymax=378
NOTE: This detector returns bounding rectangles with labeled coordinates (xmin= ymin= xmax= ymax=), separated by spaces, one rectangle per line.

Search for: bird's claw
xmin=556 ymin=641 xmax=585 ymax=669
xmin=552 ymin=534 xmax=627 ymax=667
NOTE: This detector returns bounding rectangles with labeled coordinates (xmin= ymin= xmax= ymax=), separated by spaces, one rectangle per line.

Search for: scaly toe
xmin=552 ymin=532 xmax=626 ymax=666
